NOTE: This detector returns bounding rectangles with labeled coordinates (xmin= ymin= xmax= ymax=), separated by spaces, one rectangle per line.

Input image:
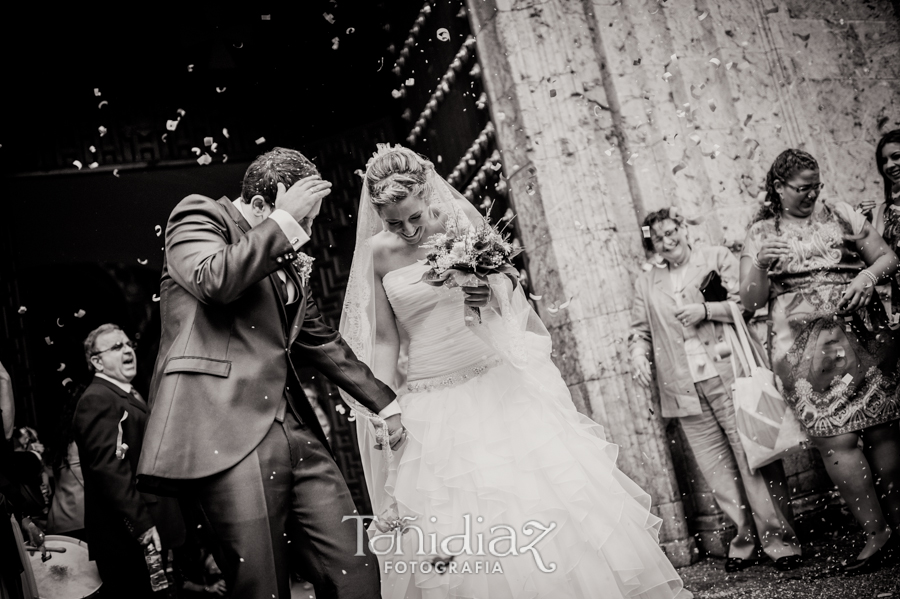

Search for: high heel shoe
xmin=842 ymin=533 xmax=899 ymax=576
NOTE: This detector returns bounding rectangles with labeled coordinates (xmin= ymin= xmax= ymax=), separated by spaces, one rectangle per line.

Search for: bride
xmin=339 ymin=145 xmax=692 ymax=599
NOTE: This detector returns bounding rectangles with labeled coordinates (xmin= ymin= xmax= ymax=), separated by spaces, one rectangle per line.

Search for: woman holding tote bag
xmin=630 ymin=207 xmax=802 ymax=573
xmin=741 ymin=148 xmax=900 ymax=574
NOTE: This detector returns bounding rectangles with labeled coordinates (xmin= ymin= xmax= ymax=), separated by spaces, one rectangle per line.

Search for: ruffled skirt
xmin=374 ymin=334 xmax=691 ymax=599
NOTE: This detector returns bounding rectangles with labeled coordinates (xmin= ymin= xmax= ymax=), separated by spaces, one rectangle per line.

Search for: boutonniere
xmin=291 ymin=252 xmax=315 ymax=288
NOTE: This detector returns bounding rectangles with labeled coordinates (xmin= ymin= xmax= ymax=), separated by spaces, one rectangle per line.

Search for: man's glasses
xmin=91 ymin=340 xmax=136 ymax=357
xmin=783 ymin=181 xmax=824 ymax=195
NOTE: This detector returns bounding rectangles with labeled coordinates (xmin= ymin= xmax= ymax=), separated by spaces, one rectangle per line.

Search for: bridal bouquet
xmin=417 ymin=216 xmax=522 ymax=325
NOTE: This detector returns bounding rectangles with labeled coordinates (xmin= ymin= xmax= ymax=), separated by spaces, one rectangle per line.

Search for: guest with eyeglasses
xmin=72 ymin=324 xmax=184 ymax=597
xmin=740 ymin=148 xmax=900 ymax=574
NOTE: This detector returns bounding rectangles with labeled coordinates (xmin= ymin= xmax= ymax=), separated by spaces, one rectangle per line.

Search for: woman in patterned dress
xmin=874 ymin=130 xmax=900 ymax=314
xmin=740 ymin=149 xmax=900 ymax=574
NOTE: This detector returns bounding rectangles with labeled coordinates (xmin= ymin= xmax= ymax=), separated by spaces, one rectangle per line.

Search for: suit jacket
xmin=73 ymin=377 xmax=185 ymax=562
xmin=629 ymin=245 xmax=761 ymax=418
xmin=138 ymin=195 xmax=395 ymax=483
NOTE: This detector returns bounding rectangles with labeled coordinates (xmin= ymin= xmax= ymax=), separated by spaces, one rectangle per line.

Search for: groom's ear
xmin=250 ymin=195 xmax=268 ymax=216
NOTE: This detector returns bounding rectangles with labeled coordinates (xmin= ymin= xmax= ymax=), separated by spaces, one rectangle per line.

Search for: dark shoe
xmin=773 ymin=555 xmax=803 ymax=571
xmin=725 ymin=557 xmax=749 ymax=573
xmin=842 ymin=536 xmax=897 ymax=576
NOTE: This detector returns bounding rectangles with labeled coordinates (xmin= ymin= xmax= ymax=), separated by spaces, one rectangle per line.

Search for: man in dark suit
xmin=73 ymin=323 xmax=185 ymax=598
xmin=138 ymin=148 xmax=404 ymax=599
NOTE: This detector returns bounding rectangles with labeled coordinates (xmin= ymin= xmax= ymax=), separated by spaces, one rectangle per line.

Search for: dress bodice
xmin=382 ymin=261 xmax=500 ymax=388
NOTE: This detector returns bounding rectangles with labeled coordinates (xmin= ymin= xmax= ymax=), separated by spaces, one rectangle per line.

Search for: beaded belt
xmin=406 ymin=356 xmax=505 ymax=393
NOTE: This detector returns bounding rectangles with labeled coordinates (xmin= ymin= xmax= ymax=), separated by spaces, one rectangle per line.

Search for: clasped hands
xmin=374 ymin=413 xmax=408 ymax=451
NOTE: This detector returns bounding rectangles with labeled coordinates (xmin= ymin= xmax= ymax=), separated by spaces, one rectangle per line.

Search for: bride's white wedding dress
xmin=372 ymin=260 xmax=692 ymax=599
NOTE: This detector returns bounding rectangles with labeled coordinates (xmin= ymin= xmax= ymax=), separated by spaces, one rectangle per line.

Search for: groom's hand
xmin=376 ymin=414 xmax=407 ymax=451
xmin=275 ymin=176 xmax=332 ymax=223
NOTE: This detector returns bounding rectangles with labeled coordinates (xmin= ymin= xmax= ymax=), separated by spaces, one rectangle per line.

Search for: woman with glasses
xmin=740 ymin=148 xmax=900 ymax=574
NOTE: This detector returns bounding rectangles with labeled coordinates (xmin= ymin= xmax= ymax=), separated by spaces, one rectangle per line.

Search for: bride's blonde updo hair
xmin=365 ymin=145 xmax=435 ymax=208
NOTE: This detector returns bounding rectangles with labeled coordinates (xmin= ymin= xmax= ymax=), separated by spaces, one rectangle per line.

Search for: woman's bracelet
xmin=703 ymin=303 xmax=711 ymax=321
xmin=752 ymin=253 xmax=771 ymax=271
xmin=861 ymin=269 xmax=879 ymax=286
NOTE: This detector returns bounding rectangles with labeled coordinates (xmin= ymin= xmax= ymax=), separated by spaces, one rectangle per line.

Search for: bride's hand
xmin=632 ymin=354 xmax=652 ymax=388
xmin=462 ymin=285 xmax=492 ymax=308
xmin=375 ymin=414 xmax=407 ymax=451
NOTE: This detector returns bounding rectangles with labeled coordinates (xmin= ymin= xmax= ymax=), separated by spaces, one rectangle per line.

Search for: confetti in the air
xmin=74 ymin=309 xmax=86 ymax=318
xmin=405 ymin=78 xmax=415 ymax=86
xmin=642 ymin=226 xmax=651 ymax=238
xmin=204 ymin=137 xmax=214 ymax=147
xmin=89 ymin=145 xmax=96 ymax=153
xmin=605 ymin=147 xmax=614 ymax=156
xmin=255 ymin=137 xmax=266 ymax=145
xmin=113 ymin=169 xmax=120 ymax=177
xmin=94 ymin=88 xmax=102 ymax=96
xmin=62 ymin=378 xmax=72 ymax=387
xmin=57 ymin=364 xmax=65 ymax=372
xmin=191 ymin=147 xmax=202 ymax=155
xmin=137 ymin=258 xmax=149 ymax=265
xmin=216 ymin=87 xmax=227 ymax=93
xmin=89 ymin=162 xmax=99 ymax=169
xmin=725 ymin=61 xmax=735 ymax=70
xmin=17 ymin=306 xmax=26 ymax=314
xmin=261 ymin=14 xmax=271 ymax=20
xmin=98 ymin=101 xmax=108 ymax=109
xmin=529 ymin=293 xmax=543 ymax=301
xmin=335 ymin=404 xmax=347 ymax=415
xmin=332 ymin=37 xmax=340 ymax=50
xmin=709 ymin=58 xmax=721 ymax=67
xmin=346 ymin=27 xmax=355 ymax=34
xmin=152 ymin=294 xmax=161 ymax=302
xmin=626 ymin=153 xmax=638 ymax=165
xmin=689 ymin=134 xmax=701 ymax=145
xmin=197 ymin=154 xmax=212 ymax=166
xmin=73 ymin=160 xmax=83 ymax=170
xmin=155 ymin=225 xmax=162 ymax=236
xmin=697 ymin=10 xmax=708 ymax=20
xmin=45 ymin=337 xmax=53 ymax=346
xmin=187 ymin=64 xmax=194 ymax=72
xmin=222 ymin=128 xmax=230 ymax=138
xmin=323 ymin=13 xmax=335 ymax=24
xmin=662 ymin=72 xmax=673 ymax=82
xmin=56 ymin=318 xmax=64 ymax=328
xmin=98 ymin=126 xmax=107 ymax=137
xmin=841 ymin=374 xmax=853 ymax=385
xmin=166 ymin=120 xmax=179 ymax=131
xmin=436 ymin=28 xmax=450 ymax=42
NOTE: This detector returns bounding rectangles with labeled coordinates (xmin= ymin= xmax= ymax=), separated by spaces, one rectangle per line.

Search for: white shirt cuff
xmin=268 ymin=210 xmax=309 ymax=250
xmin=378 ymin=400 xmax=402 ymax=419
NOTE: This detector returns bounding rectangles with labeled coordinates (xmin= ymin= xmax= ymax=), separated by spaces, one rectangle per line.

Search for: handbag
xmin=725 ymin=302 xmax=808 ymax=473
xmin=699 ymin=270 xmax=728 ymax=302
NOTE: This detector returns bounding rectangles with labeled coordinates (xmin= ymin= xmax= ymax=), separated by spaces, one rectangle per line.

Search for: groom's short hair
xmin=241 ymin=147 xmax=319 ymax=206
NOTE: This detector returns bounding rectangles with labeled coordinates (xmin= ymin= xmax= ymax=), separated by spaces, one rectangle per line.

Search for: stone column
xmin=467 ymin=0 xmax=697 ymax=565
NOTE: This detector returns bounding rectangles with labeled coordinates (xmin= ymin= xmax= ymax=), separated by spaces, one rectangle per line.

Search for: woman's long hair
xmin=751 ymin=149 xmax=819 ymax=234
xmin=876 ymin=129 xmax=900 ymax=205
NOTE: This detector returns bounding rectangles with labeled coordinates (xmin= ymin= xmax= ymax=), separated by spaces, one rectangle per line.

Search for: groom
xmin=138 ymin=147 xmax=404 ymax=599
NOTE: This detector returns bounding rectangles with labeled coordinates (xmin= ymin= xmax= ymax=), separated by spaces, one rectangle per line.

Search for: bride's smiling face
xmin=379 ymin=192 xmax=438 ymax=246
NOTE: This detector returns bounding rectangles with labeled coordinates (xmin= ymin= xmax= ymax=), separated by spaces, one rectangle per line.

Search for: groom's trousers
xmin=186 ymin=397 xmax=379 ymax=599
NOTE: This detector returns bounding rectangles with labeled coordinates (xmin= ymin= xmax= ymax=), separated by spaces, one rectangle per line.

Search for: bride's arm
xmin=372 ymin=245 xmax=402 ymax=389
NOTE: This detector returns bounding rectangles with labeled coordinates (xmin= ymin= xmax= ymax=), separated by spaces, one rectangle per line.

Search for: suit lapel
xmin=218 ymin=198 xmax=290 ymax=333
xmin=93 ymin=377 xmax=146 ymax=414
xmin=653 ymin=265 xmax=675 ymax=300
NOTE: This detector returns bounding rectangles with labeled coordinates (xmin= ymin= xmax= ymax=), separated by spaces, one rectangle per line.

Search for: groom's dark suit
xmin=137 ymin=195 xmax=395 ymax=599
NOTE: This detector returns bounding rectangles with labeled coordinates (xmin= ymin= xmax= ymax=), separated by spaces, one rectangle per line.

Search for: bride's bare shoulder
xmin=371 ymin=232 xmax=406 ymax=277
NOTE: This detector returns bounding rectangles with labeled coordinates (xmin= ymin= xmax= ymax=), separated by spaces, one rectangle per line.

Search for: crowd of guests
xmin=631 ymin=130 xmax=900 ymax=575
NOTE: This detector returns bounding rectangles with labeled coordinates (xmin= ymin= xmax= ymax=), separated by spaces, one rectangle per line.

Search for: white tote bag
xmin=725 ymin=302 xmax=808 ymax=473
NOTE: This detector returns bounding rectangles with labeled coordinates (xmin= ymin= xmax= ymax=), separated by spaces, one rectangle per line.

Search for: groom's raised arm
xmin=293 ymin=292 xmax=396 ymax=415
xmin=166 ymin=195 xmax=295 ymax=306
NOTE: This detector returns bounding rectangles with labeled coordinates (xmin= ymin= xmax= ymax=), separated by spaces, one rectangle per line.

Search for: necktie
xmin=130 ymin=388 xmax=145 ymax=405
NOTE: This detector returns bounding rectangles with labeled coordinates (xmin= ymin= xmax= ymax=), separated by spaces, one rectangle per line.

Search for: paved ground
xmin=678 ymin=507 xmax=900 ymax=599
